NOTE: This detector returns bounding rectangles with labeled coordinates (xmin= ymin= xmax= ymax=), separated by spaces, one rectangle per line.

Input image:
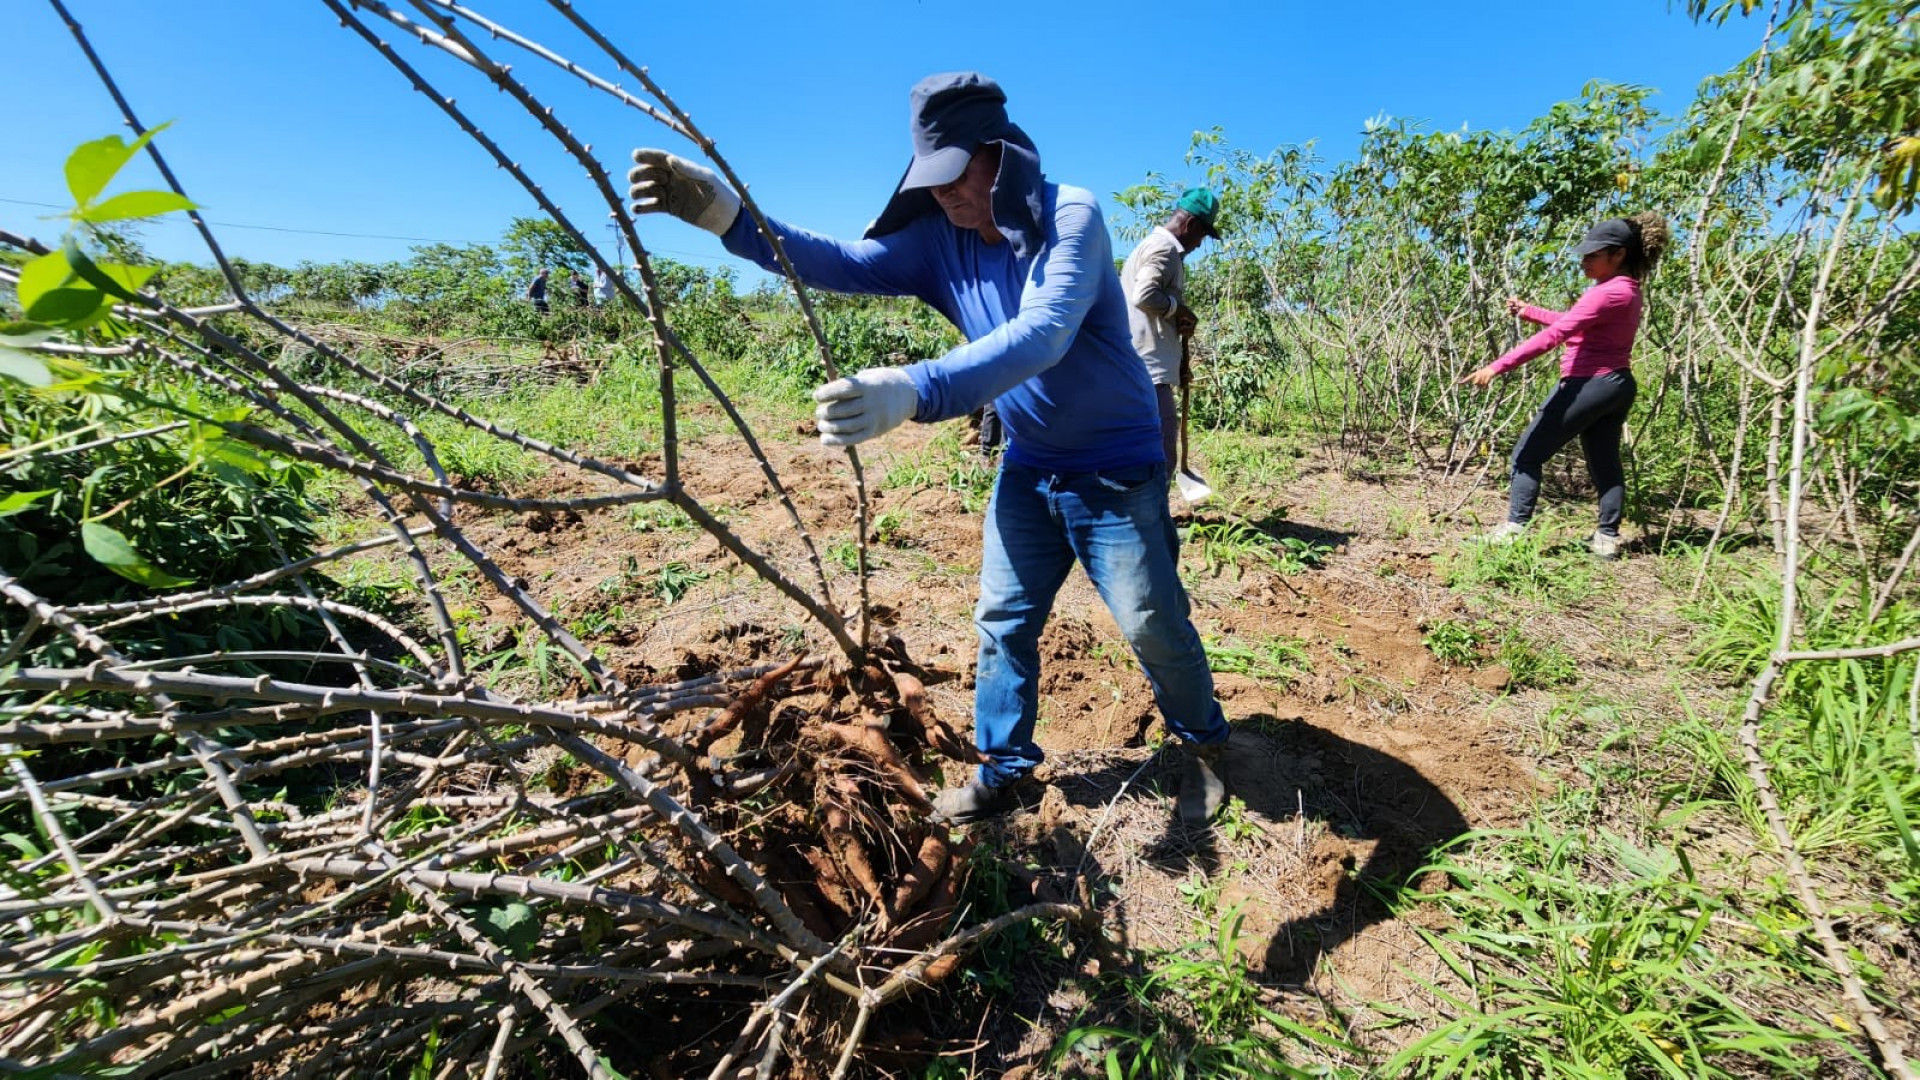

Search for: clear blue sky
xmin=3 ymin=2 xmax=1761 ymax=279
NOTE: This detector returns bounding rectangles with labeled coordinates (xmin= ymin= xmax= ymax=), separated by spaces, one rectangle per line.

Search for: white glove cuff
xmin=695 ymin=182 xmax=741 ymax=237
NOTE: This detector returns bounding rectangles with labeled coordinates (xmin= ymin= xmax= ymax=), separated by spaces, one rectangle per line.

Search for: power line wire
xmin=1 ymin=196 xmax=461 ymax=243
xmin=0 ymin=195 xmax=737 ymax=263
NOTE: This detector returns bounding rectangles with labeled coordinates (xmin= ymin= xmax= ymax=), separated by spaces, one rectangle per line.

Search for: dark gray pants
xmin=1508 ymin=370 xmax=1636 ymax=535
xmin=1154 ymin=382 xmax=1179 ymax=469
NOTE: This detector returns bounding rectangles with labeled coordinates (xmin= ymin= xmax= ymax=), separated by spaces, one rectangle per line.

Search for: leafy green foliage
xmin=1688 ymin=0 xmax=1920 ymax=215
xmin=7 ymin=126 xmax=189 ymax=341
xmin=652 ymin=561 xmax=710 ymax=604
xmin=4 ymin=134 xmax=320 ymax=612
xmin=1204 ymin=632 xmax=1311 ymax=685
xmin=79 ymin=522 xmax=193 ymax=588
xmin=1272 ymin=536 xmax=1333 ymax=575
xmin=1185 ymin=519 xmax=1332 ymax=579
xmin=475 ymin=899 xmax=542 ymax=956
xmin=1422 ymin=620 xmax=1485 ymax=666
xmin=1184 ymin=519 xmax=1275 ymax=578
xmin=826 ymin=540 xmax=866 ymax=574
xmin=1683 ymin=572 xmax=1920 ymax=892
xmin=2 ymin=387 xmax=319 ymax=608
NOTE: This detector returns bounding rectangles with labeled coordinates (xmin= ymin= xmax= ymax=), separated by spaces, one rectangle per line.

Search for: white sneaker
xmin=1483 ymin=521 xmax=1527 ymax=545
xmin=1590 ymin=531 xmax=1622 ymax=560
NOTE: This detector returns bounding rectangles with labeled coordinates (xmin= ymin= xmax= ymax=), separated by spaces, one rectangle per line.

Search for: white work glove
xmin=628 ymin=149 xmax=742 ymax=236
xmin=812 ymin=368 xmax=919 ymax=447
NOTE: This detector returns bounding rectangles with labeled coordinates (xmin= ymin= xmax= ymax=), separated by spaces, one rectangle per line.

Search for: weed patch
xmin=1391 ymin=823 xmax=1848 ymax=1078
xmin=1439 ymin=523 xmax=1600 ymax=606
xmin=1050 ymin=911 xmax=1357 ymax=1078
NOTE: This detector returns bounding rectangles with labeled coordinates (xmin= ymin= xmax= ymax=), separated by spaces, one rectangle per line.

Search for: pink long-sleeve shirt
xmin=1490 ymin=274 xmax=1642 ymax=377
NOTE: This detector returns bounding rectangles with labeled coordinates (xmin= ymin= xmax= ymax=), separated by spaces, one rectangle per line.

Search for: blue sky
xmin=3 ymin=2 xmax=1762 ymax=279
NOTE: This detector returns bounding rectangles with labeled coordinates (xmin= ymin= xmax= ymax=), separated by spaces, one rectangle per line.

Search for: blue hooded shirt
xmin=718 ymin=141 xmax=1164 ymax=474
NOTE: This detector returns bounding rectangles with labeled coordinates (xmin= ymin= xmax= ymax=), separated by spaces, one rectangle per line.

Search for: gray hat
xmin=899 ymin=73 xmax=1011 ymax=191
xmin=865 ymin=72 xmax=1043 ymax=253
xmin=1574 ymin=218 xmax=1635 ymax=256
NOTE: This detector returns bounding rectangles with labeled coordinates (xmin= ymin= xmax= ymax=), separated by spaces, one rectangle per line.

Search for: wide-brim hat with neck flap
xmin=865 ymin=72 xmax=1045 ymax=258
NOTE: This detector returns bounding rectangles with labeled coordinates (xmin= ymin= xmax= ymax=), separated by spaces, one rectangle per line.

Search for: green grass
xmin=869 ymin=509 xmax=909 ymax=546
xmin=1388 ymin=821 xmax=1849 ymax=1078
xmin=1678 ymin=570 xmax=1920 ymax=895
xmin=625 ymin=501 xmax=694 ymax=534
xmin=1496 ymin=631 xmax=1577 ymax=689
xmin=1422 ymin=618 xmax=1576 ymax=689
xmin=881 ymin=428 xmax=997 ymax=513
xmin=417 ymin=416 xmax=547 ymax=487
xmin=1049 ymin=910 xmax=1359 ymax=1079
xmin=1438 ymin=516 xmax=1601 ymax=606
xmin=1204 ymin=631 xmax=1312 ymax=685
xmin=1190 ymin=431 xmax=1302 ymax=496
xmin=1185 ymin=519 xmax=1330 ymax=579
xmin=825 ymin=539 xmax=867 ymax=573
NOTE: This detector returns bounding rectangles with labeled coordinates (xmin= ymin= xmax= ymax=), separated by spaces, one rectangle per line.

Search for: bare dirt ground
xmin=397 ymin=402 xmax=1758 ymax=1074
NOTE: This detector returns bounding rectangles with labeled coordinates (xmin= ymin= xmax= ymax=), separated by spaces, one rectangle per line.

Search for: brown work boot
xmin=1176 ymin=742 xmax=1228 ymax=826
xmin=931 ymin=777 xmax=1034 ymax=825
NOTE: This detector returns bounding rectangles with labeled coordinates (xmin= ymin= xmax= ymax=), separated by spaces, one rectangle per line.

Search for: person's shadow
xmin=1058 ymin=711 xmax=1469 ymax=984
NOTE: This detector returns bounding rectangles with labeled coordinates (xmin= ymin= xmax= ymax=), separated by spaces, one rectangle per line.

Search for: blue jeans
xmin=972 ymin=459 xmax=1228 ymax=787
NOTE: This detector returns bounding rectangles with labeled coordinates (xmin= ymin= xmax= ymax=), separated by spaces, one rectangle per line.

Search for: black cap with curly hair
xmin=1623 ymin=211 xmax=1670 ymax=279
xmin=1574 ymin=214 xmax=1670 ymax=279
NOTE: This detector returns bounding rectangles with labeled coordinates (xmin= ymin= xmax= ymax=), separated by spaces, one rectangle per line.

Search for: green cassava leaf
xmin=14 ymin=250 xmax=110 ymax=327
xmin=478 ymin=900 xmax=540 ymax=955
xmin=14 ymin=250 xmax=78 ymax=311
xmin=0 ymin=490 xmax=57 ymax=517
xmin=0 ymin=347 xmax=53 ymax=388
xmin=64 ymin=240 xmax=156 ymax=306
xmin=192 ymin=428 xmax=272 ymax=475
xmin=23 ymin=288 xmax=109 ymax=327
xmin=0 ymin=321 xmax=57 ymax=348
xmin=81 ymin=522 xmax=195 ymax=588
xmin=62 ymin=123 xmax=170 ymax=209
xmin=79 ymin=189 xmax=196 ymax=225
xmin=65 ymin=136 xmax=136 ymax=208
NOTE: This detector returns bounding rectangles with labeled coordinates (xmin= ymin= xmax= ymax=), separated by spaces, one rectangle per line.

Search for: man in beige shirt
xmin=1120 ymin=188 xmax=1220 ymax=469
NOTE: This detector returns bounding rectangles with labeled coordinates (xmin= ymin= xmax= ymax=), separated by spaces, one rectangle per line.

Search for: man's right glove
xmin=628 ymin=149 xmax=742 ymax=236
xmin=812 ymin=368 xmax=919 ymax=447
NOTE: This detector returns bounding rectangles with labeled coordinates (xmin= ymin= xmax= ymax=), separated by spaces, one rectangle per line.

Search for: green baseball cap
xmin=1176 ymin=187 xmax=1221 ymax=237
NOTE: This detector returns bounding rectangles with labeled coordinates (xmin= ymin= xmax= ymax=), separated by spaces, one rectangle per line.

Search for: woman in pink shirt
xmin=1463 ymin=212 xmax=1670 ymax=559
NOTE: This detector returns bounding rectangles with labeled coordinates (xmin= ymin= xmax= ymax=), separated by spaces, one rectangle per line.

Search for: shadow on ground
xmin=1058 ymin=712 xmax=1470 ymax=984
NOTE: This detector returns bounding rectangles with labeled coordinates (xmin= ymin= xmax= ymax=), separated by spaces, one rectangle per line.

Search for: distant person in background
xmin=968 ymin=401 xmax=1004 ymax=457
xmin=526 ymin=267 xmax=550 ymax=315
xmin=569 ymin=268 xmax=590 ymax=307
xmin=1120 ymin=187 xmax=1219 ymax=472
xmin=1462 ymin=212 xmax=1670 ymax=560
xmin=594 ymin=265 xmax=614 ymax=306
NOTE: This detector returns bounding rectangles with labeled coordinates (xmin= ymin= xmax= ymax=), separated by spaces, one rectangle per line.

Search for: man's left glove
xmin=628 ymin=149 xmax=742 ymax=236
xmin=812 ymin=368 xmax=919 ymax=447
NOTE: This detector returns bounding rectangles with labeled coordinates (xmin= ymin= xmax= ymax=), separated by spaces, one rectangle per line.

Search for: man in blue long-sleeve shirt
xmin=630 ymin=72 xmax=1230 ymax=826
